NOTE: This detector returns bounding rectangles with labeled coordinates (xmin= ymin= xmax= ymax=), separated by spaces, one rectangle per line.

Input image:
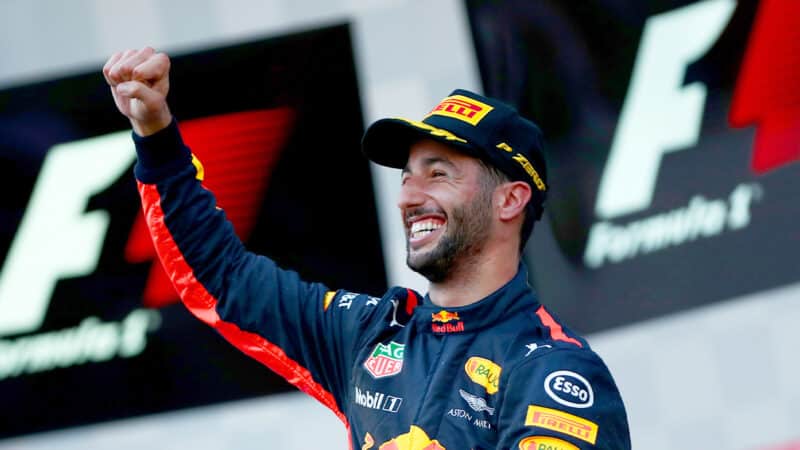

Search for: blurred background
xmin=0 ymin=0 xmax=798 ymax=448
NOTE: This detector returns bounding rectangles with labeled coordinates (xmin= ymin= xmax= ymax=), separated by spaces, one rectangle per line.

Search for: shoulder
xmin=501 ymin=308 xmax=613 ymax=409
xmin=507 ymin=344 xmax=615 ymax=401
xmin=498 ymin=345 xmax=630 ymax=449
xmin=326 ymin=286 xmax=421 ymax=326
xmin=496 ymin=302 xmax=625 ymax=416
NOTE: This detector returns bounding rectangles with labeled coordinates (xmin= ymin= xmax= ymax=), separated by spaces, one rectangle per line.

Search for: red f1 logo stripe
xmin=125 ymin=109 xmax=295 ymax=307
xmin=729 ymin=0 xmax=800 ymax=174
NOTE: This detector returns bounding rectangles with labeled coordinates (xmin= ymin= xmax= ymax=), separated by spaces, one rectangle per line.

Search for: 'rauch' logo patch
xmin=464 ymin=356 xmax=501 ymax=394
xmin=364 ymin=341 xmax=405 ymax=378
xmin=518 ymin=435 xmax=579 ymax=450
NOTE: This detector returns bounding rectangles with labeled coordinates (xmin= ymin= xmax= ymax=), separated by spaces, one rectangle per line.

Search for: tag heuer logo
xmin=364 ymin=341 xmax=405 ymax=378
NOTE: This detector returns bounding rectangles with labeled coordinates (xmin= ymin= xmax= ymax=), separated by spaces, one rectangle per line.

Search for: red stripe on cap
xmin=535 ymin=306 xmax=582 ymax=348
xmin=139 ymin=181 xmax=347 ymax=426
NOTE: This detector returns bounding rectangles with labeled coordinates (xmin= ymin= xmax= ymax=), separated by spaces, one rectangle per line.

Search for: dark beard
xmin=406 ymin=193 xmax=492 ymax=283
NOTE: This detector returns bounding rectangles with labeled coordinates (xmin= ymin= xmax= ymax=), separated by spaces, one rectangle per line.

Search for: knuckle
xmin=156 ymin=53 xmax=170 ymax=67
xmin=103 ymin=53 xmax=120 ymax=72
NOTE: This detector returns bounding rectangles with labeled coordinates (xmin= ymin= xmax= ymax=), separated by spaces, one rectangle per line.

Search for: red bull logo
xmin=426 ymin=94 xmax=493 ymax=126
xmin=431 ymin=310 xmax=460 ymax=323
xmin=431 ymin=321 xmax=465 ymax=333
xmin=374 ymin=426 xmax=446 ymax=450
xmin=431 ymin=310 xmax=465 ymax=333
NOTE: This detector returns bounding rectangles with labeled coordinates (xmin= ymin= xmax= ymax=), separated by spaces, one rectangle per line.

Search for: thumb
xmin=116 ymin=80 xmax=171 ymax=136
xmin=116 ymin=80 xmax=163 ymax=108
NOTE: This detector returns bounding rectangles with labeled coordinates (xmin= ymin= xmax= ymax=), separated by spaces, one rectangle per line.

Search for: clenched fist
xmin=103 ymin=47 xmax=173 ymax=136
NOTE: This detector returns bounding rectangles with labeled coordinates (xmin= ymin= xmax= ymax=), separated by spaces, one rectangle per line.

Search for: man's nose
xmin=397 ymin=177 xmax=427 ymax=211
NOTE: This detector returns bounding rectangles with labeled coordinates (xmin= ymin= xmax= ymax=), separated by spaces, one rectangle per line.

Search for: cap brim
xmin=362 ymin=117 xmax=478 ymax=169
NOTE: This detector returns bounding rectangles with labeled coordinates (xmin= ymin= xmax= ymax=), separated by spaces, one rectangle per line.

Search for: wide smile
xmin=407 ymin=217 xmax=447 ymax=250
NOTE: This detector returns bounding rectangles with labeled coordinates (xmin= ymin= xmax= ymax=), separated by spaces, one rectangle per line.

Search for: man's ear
xmin=496 ymin=181 xmax=532 ymax=222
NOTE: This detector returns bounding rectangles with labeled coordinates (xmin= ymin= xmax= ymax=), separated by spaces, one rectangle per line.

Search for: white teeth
xmin=410 ymin=220 xmax=443 ymax=238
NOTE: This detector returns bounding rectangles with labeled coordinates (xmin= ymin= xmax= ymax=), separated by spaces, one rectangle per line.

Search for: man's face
xmin=398 ymin=139 xmax=495 ymax=282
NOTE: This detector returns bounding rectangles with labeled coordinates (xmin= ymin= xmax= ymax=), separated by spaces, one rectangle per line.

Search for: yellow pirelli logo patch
xmin=425 ymin=94 xmax=493 ymax=126
xmin=525 ymin=405 xmax=598 ymax=445
xmin=323 ymin=291 xmax=337 ymax=311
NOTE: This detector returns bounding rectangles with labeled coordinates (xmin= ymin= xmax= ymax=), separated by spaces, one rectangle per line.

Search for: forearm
xmin=134 ymin=120 xmax=248 ymax=316
xmin=131 ymin=121 xmax=356 ymax=414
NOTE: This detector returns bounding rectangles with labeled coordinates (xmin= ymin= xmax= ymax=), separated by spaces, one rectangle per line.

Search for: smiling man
xmin=104 ymin=47 xmax=630 ymax=449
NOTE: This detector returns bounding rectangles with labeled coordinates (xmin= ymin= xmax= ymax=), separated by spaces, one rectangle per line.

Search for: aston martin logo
xmin=459 ymin=389 xmax=495 ymax=415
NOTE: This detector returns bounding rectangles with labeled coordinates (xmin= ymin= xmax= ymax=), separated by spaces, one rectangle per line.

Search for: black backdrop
xmin=0 ymin=24 xmax=386 ymax=438
xmin=467 ymin=0 xmax=800 ymax=332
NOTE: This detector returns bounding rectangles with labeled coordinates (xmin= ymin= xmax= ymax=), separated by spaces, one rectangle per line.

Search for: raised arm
xmin=103 ymin=48 xmax=380 ymax=422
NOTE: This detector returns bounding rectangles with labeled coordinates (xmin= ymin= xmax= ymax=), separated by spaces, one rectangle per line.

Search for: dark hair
xmin=477 ymin=159 xmax=536 ymax=252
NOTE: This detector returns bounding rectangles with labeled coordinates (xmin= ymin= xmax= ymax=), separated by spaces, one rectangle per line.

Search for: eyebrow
xmin=401 ymin=156 xmax=457 ymax=174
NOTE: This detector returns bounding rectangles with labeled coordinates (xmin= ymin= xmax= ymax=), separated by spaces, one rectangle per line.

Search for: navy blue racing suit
xmin=133 ymin=120 xmax=631 ymax=449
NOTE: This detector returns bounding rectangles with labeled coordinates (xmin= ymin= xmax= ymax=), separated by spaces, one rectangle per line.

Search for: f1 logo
xmin=0 ymin=132 xmax=135 ymax=336
xmin=595 ymin=0 xmax=737 ymax=220
xmin=0 ymin=109 xmax=293 ymax=337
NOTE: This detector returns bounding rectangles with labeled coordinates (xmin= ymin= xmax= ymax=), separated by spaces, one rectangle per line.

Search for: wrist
xmin=132 ymin=117 xmax=192 ymax=183
xmin=131 ymin=108 xmax=173 ymax=137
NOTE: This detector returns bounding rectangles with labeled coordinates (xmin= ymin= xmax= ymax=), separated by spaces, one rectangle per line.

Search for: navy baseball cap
xmin=362 ymin=89 xmax=548 ymax=222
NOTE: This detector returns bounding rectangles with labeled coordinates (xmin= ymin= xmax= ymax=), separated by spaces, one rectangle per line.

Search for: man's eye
xmin=432 ymin=171 xmax=447 ymax=178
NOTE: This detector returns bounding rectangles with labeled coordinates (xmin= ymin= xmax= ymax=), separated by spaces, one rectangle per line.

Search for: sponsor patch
xmin=378 ymin=425 xmax=446 ymax=450
xmin=431 ymin=310 xmax=465 ymax=333
xmin=362 ymin=432 xmax=375 ymax=450
xmin=364 ymin=341 xmax=405 ymax=378
xmin=544 ymin=370 xmax=594 ymax=408
xmin=323 ymin=291 xmax=336 ymax=311
xmin=338 ymin=292 xmax=358 ymax=309
xmin=518 ymin=435 xmax=579 ymax=450
xmin=426 ymin=94 xmax=494 ymax=126
xmin=525 ymin=405 xmax=598 ymax=445
xmin=354 ymin=386 xmax=403 ymax=413
xmin=459 ymin=389 xmax=495 ymax=415
xmin=445 ymin=407 xmax=493 ymax=431
xmin=464 ymin=356 xmax=501 ymax=394
xmin=431 ymin=310 xmax=460 ymax=323
xmin=190 ymin=154 xmax=205 ymax=181
xmin=431 ymin=321 xmax=465 ymax=333
xmin=524 ymin=342 xmax=552 ymax=357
